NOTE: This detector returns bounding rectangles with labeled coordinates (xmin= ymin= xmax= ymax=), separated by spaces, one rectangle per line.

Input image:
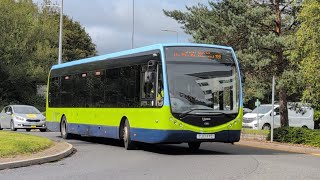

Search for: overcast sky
xmin=34 ymin=0 xmax=208 ymax=55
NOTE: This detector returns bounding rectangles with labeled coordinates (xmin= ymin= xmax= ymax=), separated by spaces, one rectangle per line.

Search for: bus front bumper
xmin=131 ymin=129 xmax=241 ymax=144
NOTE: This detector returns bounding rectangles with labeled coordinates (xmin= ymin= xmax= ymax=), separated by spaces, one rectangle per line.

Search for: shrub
xmin=268 ymin=127 xmax=320 ymax=148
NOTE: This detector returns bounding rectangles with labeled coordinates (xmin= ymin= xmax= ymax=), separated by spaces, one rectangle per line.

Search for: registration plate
xmin=196 ymin=134 xmax=215 ymax=139
xmin=31 ymin=125 xmax=36 ymax=128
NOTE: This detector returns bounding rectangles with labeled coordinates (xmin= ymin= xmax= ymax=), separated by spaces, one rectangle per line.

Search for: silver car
xmin=0 ymin=105 xmax=46 ymax=132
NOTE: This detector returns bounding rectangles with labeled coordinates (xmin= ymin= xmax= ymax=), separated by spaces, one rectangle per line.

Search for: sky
xmin=33 ymin=0 xmax=209 ymax=55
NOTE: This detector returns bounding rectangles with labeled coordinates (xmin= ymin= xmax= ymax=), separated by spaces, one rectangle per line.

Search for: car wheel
xmin=26 ymin=129 xmax=31 ymax=132
xmin=262 ymin=124 xmax=271 ymax=130
xmin=0 ymin=122 xmax=3 ymax=130
xmin=61 ymin=116 xmax=72 ymax=139
xmin=10 ymin=121 xmax=17 ymax=131
xmin=188 ymin=142 xmax=201 ymax=152
xmin=40 ymin=128 xmax=47 ymax=132
xmin=123 ymin=120 xmax=135 ymax=150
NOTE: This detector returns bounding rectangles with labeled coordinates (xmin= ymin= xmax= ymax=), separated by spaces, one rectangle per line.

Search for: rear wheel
xmin=61 ymin=116 xmax=72 ymax=139
xmin=188 ymin=142 xmax=201 ymax=152
xmin=123 ymin=120 xmax=135 ymax=150
xmin=10 ymin=121 xmax=17 ymax=131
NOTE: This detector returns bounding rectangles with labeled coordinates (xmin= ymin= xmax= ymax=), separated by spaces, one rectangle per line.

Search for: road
xmin=0 ymin=130 xmax=320 ymax=180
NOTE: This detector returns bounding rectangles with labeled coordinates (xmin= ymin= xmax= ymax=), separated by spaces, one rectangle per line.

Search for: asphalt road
xmin=1 ymin=130 xmax=320 ymax=180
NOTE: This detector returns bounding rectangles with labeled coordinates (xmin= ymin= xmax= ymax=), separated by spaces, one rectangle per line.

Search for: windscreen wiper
xmin=179 ymin=109 xmax=235 ymax=119
xmin=179 ymin=108 xmax=215 ymax=119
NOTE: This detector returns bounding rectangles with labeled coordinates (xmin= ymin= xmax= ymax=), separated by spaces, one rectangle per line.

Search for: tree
xmin=164 ymin=0 xmax=301 ymax=127
xmin=0 ymin=0 xmax=97 ymax=108
xmin=291 ymin=0 xmax=320 ymax=109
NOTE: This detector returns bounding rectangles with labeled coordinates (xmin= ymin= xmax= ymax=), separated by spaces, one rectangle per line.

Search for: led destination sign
xmin=173 ymin=50 xmax=222 ymax=60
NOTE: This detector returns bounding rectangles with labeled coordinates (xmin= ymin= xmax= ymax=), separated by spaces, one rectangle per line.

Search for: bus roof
xmin=51 ymin=43 xmax=234 ymax=70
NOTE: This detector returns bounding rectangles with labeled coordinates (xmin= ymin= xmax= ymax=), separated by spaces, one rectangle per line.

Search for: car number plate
xmin=196 ymin=134 xmax=215 ymax=139
xmin=31 ymin=125 xmax=36 ymax=128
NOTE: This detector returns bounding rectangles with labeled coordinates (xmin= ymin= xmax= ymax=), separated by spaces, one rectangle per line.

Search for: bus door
xmin=140 ymin=60 xmax=162 ymax=107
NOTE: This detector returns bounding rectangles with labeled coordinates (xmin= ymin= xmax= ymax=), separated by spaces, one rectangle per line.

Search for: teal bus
xmin=46 ymin=43 xmax=243 ymax=150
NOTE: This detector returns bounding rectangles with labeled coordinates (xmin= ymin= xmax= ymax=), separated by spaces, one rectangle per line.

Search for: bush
xmin=268 ymin=127 xmax=320 ymax=148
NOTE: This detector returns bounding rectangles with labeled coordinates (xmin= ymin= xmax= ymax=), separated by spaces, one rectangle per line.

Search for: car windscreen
xmin=252 ymin=105 xmax=272 ymax=114
xmin=13 ymin=106 xmax=41 ymax=114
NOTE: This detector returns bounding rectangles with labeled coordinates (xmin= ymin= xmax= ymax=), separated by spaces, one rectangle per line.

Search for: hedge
xmin=268 ymin=127 xmax=320 ymax=148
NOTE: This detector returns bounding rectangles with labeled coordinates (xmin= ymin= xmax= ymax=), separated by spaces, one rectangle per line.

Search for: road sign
xmin=255 ymin=99 xmax=261 ymax=107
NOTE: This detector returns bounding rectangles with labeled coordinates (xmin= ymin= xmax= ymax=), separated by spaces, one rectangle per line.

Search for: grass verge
xmin=241 ymin=128 xmax=270 ymax=136
xmin=0 ymin=131 xmax=53 ymax=158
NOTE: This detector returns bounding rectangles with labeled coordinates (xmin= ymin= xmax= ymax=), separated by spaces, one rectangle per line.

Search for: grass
xmin=241 ymin=128 xmax=270 ymax=136
xmin=0 ymin=131 xmax=53 ymax=158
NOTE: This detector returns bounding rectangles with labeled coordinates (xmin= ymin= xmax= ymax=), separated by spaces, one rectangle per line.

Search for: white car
xmin=0 ymin=105 xmax=46 ymax=132
xmin=242 ymin=104 xmax=314 ymax=130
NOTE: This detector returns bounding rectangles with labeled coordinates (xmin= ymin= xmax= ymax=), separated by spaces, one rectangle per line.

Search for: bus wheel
xmin=123 ymin=120 xmax=135 ymax=150
xmin=61 ymin=116 xmax=72 ymax=139
xmin=188 ymin=142 xmax=201 ymax=152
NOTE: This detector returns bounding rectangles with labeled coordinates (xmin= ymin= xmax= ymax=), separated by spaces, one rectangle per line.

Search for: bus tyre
xmin=188 ymin=142 xmax=201 ymax=152
xmin=61 ymin=116 xmax=72 ymax=139
xmin=10 ymin=120 xmax=17 ymax=131
xmin=123 ymin=120 xmax=135 ymax=150
xmin=262 ymin=124 xmax=271 ymax=130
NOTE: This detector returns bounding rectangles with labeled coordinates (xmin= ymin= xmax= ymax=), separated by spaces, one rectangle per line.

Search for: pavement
xmin=0 ymin=136 xmax=319 ymax=171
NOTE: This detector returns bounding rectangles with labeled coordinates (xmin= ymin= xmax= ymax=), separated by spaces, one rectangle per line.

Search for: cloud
xmin=35 ymin=0 xmax=208 ymax=54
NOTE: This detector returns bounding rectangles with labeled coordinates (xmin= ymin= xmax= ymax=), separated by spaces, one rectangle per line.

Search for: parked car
xmin=0 ymin=105 xmax=46 ymax=132
xmin=242 ymin=104 xmax=314 ymax=130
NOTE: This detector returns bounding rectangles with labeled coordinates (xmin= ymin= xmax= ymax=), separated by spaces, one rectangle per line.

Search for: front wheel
xmin=262 ymin=124 xmax=271 ymax=130
xmin=26 ymin=129 xmax=31 ymax=132
xmin=188 ymin=142 xmax=201 ymax=152
xmin=10 ymin=121 xmax=17 ymax=131
xmin=61 ymin=116 xmax=72 ymax=139
xmin=40 ymin=128 xmax=47 ymax=132
xmin=123 ymin=120 xmax=135 ymax=150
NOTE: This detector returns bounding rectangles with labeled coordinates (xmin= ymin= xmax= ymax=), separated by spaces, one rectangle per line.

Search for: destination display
xmin=173 ymin=50 xmax=222 ymax=60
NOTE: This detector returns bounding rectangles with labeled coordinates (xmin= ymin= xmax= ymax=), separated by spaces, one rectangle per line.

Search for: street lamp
xmin=45 ymin=0 xmax=63 ymax=64
xmin=132 ymin=0 xmax=135 ymax=49
xmin=161 ymin=29 xmax=178 ymax=43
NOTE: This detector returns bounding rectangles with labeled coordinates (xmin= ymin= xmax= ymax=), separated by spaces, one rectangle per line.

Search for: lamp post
xmin=45 ymin=0 xmax=63 ymax=64
xmin=132 ymin=0 xmax=134 ymax=48
xmin=161 ymin=29 xmax=178 ymax=43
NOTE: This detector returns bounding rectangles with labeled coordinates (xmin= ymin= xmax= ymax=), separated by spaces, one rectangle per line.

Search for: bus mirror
xmin=147 ymin=60 xmax=157 ymax=71
xmin=240 ymin=71 xmax=245 ymax=83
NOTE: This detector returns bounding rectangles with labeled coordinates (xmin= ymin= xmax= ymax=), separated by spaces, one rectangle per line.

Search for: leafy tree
xmin=0 ymin=0 xmax=97 ymax=108
xmin=164 ymin=0 xmax=301 ymax=127
xmin=291 ymin=0 xmax=320 ymax=109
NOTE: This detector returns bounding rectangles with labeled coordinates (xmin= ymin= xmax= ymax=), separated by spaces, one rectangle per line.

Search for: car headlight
xmin=14 ymin=115 xmax=26 ymax=121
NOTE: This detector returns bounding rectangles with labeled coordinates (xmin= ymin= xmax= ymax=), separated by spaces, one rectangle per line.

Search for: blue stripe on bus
xmin=46 ymin=121 xmax=240 ymax=143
